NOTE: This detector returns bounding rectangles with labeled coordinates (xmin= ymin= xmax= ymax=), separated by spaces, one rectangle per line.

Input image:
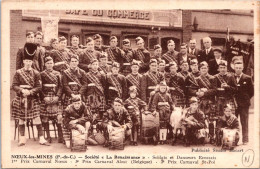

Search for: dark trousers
xmin=235 ymin=106 xmax=249 ymax=143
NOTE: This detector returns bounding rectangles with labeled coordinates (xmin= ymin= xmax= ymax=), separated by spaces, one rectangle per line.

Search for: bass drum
xmin=222 ymin=129 xmax=237 ymax=150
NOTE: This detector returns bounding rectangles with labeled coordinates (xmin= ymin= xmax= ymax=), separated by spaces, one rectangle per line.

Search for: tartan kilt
xmin=12 ymin=96 xmax=40 ymax=120
xmin=40 ymin=92 xmax=61 ymax=117
xmin=158 ymin=106 xmax=171 ymax=127
xmin=172 ymin=95 xmax=185 ymax=107
xmin=85 ymin=94 xmax=106 ymax=112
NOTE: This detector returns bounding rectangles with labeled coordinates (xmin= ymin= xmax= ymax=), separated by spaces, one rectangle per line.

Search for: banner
xmin=41 ymin=16 xmax=59 ymax=45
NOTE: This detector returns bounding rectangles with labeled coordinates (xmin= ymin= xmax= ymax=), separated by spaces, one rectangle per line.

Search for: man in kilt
xmin=140 ymin=59 xmax=165 ymax=104
xmin=79 ymin=59 xmax=107 ymax=120
xmin=79 ymin=37 xmax=100 ymax=72
xmin=12 ymin=43 xmax=49 ymax=146
xmin=167 ymin=61 xmax=186 ymax=108
xmin=196 ymin=61 xmax=217 ymax=143
xmin=120 ymin=39 xmax=133 ymax=76
xmin=184 ymin=59 xmax=200 ymax=104
xmin=107 ymin=62 xmax=128 ymax=106
xmin=214 ymin=60 xmax=237 ymax=116
xmin=162 ymin=40 xmax=179 ymax=72
xmin=51 ymin=36 xmax=73 ymax=73
xmin=68 ymin=35 xmax=83 ymax=56
xmin=133 ymin=37 xmax=151 ymax=74
xmin=40 ymin=56 xmax=63 ymax=143
xmin=105 ymin=36 xmax=125 ymax=65
xmin=126 ymin=60 xmax=142 ymax=98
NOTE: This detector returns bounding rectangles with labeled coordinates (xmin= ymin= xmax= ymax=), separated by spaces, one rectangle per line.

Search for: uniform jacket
xmin=184 ymin=108 xmax=206 ymax=129
xmin=67 ymin=46 xmax=83 ymax=56
xmin=105 ymin=47 xmax=124 ymax=63
xmin=133 ymin=48 xmax=151 ymax=73
xmin=214 ymin=72 xmax=237 ymax=99
xmin=79 ymin=50 xmax=100 ymax=72
xmin=217 ymin=114 xmax=239 ymax=130
xmin=176 ymin=53 xmax=197 ymax=66
xmin=126 ymin=73 xmax=142 ymax=96
xmin=167 ymin=73 xmax=185 ymax=97
xmin=184 ymin=71 xmax=200 ymax=98
xmin=107 ymin=73 xmax=127 ymax=101
xmin=208 ymin=57 xmax=224 ymax=75
xmin=51 ymin=48 xmax=72 ymax=72
xmin=196 ymin=74 xmax=217 ymax=101
xmin=150 ymin=92 xmax=174 ymax=112
xmin=198 ymin=48 xmax=215 ymax=63
xmin=188 ymin=48 xmax=201 ymax=57
xmin=103 ymin=108 xmax=132 ymax=129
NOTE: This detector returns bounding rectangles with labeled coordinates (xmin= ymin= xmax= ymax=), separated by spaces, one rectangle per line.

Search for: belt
xmin=19 ymin=85 xmax=32 ymax=89
xmin=123 ymin=63 xmax=131 ymax=66
xmin=55 ymin=61 xmax=66 ymax=66
xmin=127 ymin=106 xmax=134 ymax=109
xmin=165 ymin=64 xmax=170 ymax=67
xmin=148 ymin=86 xmax=156 ymax=90
xmin=68 ymin=82 xmax=78 ymax=85
xmin=88 ymin=83 xmax=95 ymax=87
xmin=158 ymin=102 xmax=169 ymax=106
xmin=109 ymin=86 xmax=117 ymax=91
xmin=107 ymin=61 xmax=113 ymax=65
xmin=169 ymin=87 xmax=175 ymax=90
xmin=43 ymin=84 xmax=56 ymax=87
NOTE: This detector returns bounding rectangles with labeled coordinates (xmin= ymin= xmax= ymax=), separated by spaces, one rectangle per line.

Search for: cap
xmin=190 ymin=59 xmax=198 ymax=65
xmin=110 ymin=36 xmax=117 ymax=41
xmin=35 ymin=31 xmax=43 ymax=37
xmin=231 ymin=56 xmax=243 ymax=64
xmin=59 ymin=36 xmax=67 ymax=42
xmin=213 ymin=47 xmax=223 ymax=53
xmin=180 ymin=43 xmax=187 ymax=47
xmin=189 ymin=97 xmax=198 ymax=104
xmin=199 ymin=61 xmax=208 ymax=69
xmin=169 ymin=61 xmax=177 ymax=67
xmin=71 ymin=35 xmax=79 ymax=39
xmin=154 ymin=44 xmax=161 ymax=50
xmin=86 ymin=37 xmax=93 ymax=44
xmin=90 ymin=59 xmax=99 ymax=64
xmin=44 ymin=56 xmax=53 ymax=63
xmin=158 ymin=59 xmax=166 ymax=65
xmin=97 ymin=52 xmax=107 ymax=60
xmin=159 ymin=81 xmax=167 ymax=86
xmin=122 ymin=39 xmax=130 ymax=45
xmin=218 ymin=60 xmax=227 ymax=67
xmin=149 ymin=59 xmax=157 ymax=65
xmin=93 ymin=34 xmax=102 ymax=40
xmin=26 ymin=32 xmax=34 ymax=37
xmin=112 ymin=62 xmax=120 ymax=68
xmin=131 ymin=60 xmax=140 ymax=66
xmin=167 ymin=40 xmax=175 ymax=45
xmin=223 ymin=104 xmax=232 ymax=110
xmin=129 ymin=86 xmax=137 ymax=93
xmin=72 ymin=95 xmax=81 ymax=102
xmin=70 ymin=54 xmax=79 ymax=61
xmin=50 ymin=38 xmax=58 ymax=44
xmin=180 ymin=60 xmax=189 ymax=66
xmin=23 ymin=43 xmax=37 ymax=60
xmin=135 ymin=37 xmax=143 ymax=43
xmin=114 ymin=97 xmax=123 ymax=105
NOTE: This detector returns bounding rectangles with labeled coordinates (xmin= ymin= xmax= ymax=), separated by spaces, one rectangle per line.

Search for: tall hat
xmin=23 ymin=43 xmax=37 ymax=60
xmin=122 ymin=39 xmax=130 ymax=45
xmin=154 ymin=44 xmax=161 ymax=50
xmin=93 ymin=34 xmax=102 ymax=40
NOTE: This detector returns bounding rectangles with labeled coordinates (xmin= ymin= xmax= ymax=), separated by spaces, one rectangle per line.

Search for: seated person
xmin=216 ymin=104 xmax=240 ymax=147
xmin=102 ymin=98 xmax=133 ymax=147
xmin=124 ymin=86 xmax=147 ymax=146
xmin=182 ymin=97 xmax=206 ymax=146
xmin=63 ymin=96 xmax=93 ymax=148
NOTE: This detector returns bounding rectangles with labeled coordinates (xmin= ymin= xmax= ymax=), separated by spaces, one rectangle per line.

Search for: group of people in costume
xmin=12 ymin=31 xmax=254 ymax=150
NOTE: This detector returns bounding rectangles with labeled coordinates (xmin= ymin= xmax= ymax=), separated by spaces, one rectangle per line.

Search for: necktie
xmin=206 ymin=49 xmax=208 ymax=55
xmin=235 ymin=75 xmax=240 ymax=83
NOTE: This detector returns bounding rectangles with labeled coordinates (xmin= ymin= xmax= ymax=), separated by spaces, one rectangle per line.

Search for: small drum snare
xmin=70 ymin=129 xmax=86 ymax=152
xmin=109 ymin=127 xmax=125 ymax=150
xmin=222 ymin=129 xmax=237 ymax=150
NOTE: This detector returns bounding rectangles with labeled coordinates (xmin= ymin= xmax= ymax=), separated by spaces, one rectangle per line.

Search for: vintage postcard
xmin=1 ymin=0 xmax=259 ymax=168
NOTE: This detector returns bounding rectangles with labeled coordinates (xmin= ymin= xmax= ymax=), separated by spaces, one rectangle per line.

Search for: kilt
xmin=158 ymin=106 xmax=171 ymax=128
xmin=12 ymin=96 xmax=40 ymax=120
xmin=172 ymin=95 xmax=185 ymax=108
xmin=40 ymin=92 xmax=62 ymax=117
xmin=85 ymin=94 xmax=106 ymax=112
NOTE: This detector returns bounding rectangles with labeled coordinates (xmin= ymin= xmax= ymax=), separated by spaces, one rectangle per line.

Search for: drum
xmin=109 ymin=127 xmax=125 ymax=150
xmin=222 ymin=129 xmax=237 ymax=150
xmin=70 ymin=129 xmax=86 ymax=152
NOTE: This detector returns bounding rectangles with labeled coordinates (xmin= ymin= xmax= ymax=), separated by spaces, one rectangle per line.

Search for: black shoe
xmin=134 ymin=142 xmax=138 ymax=146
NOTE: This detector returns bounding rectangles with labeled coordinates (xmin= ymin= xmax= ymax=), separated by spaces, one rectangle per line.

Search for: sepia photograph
xmin=1 ymin=0 xmax=259 ymax=168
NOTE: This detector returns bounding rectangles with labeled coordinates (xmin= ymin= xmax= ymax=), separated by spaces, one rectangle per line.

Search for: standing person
xmin=184 ymin=59 xmax=200 ymax=103
xmin=12 ymin=43 xmax=49 ymax=146
xmin=102 ymin=98 xmax=133 ymax=147
xmin=233 ymin=61 xmax=254 ymax=145
xmin=45 ymin=38 xmax=59 ymax=58
xmin=150 ymin=81 xmax=174 ymax=144
xmin=188 ymin=39 xmax=201 ymax=57
xmin=167 ymin=62 xmax=186 ymax=108
xmin=120 ymin=39 xmax=134 ymax=76
xmin=177 ymin=43 xmax=196 ymax=66
xmin=34 ymin=31 xmax=46 ymax=71
xmin=16 ymin=32 xmax=45 ymax=72
xmin=198 ymin=37 xmax=215 ymax=63
xmin=133 ymin=37 xmax=151 ymax=74
xmin=179 ymin=61 xmax=190 ymax=79
xmin=51 ymin=36 xmax=72 ymax=73
xmin=79 ymin=37 xmax=99 ymax=72
xmin=105 ymin=36 xmax=124 ymax=64
xmin=68 ymin=35 xmax=83 ymax=56
xmin=107 ymin=62 xmax=128 ymax=105
xmin=151 ymin=44 xmax=162 ymax=62
xmin=214 ymin=60 xmax=237 ymax=116
xmin=124 ymin=86 xmax=147 ymax=146
xmin=208 ymin=47 xmax=225 ymax=75
xmin=80 ymin=59 xmax=107 ymax=120
xmin=126 ymin=60 xmax=142 ymax=97
xmin=140 ymin=59 xmax=165 ymax=103
xmin=162 ymin=40 xmax=179 ymax=72
xmin=97 ymin=52 xmax=111 ymax=75
xmin=63 ymin=97 xmax=93 ymax=148
xmin=93 ymin=34 xmax=108 ymax=52
xmin=40 ymin=56 xmax=63 ymax=143
xmin=62 ymin=55 xmax=87 ymax=108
